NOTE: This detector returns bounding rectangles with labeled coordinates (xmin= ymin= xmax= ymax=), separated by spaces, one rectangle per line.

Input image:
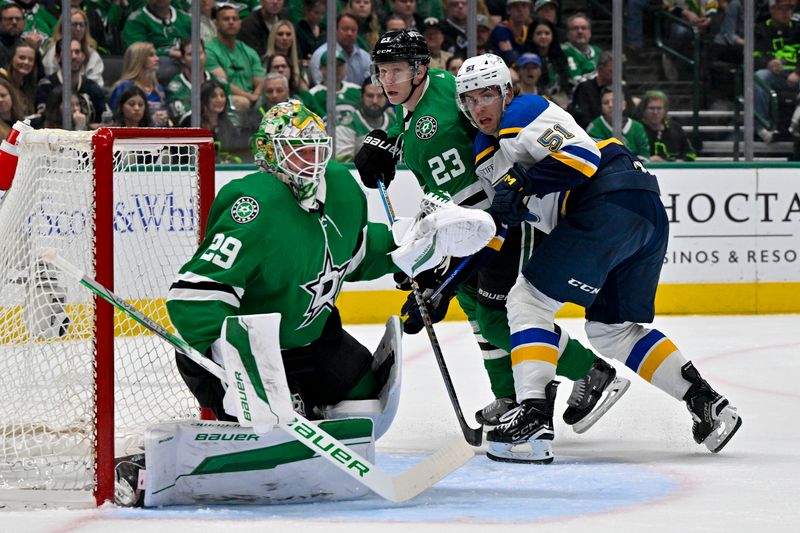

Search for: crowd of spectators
xmin=0 ymin=0 xmax=795 ymax=162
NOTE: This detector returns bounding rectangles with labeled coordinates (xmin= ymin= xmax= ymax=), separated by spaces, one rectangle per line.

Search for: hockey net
xmin=0 ymin=128 xmax=215 ymax=507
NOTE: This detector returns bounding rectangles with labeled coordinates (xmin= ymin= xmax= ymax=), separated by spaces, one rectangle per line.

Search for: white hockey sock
xmin=586 ymin=321 xmax=691 ymax=400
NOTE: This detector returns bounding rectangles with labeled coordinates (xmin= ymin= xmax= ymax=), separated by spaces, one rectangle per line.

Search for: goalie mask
xmin=455 ymin=54 xmax=513 ymax=129
xmin=252 ymin=100 xmax=332 ymax=211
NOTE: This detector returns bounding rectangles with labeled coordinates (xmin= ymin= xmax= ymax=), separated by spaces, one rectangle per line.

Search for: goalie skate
xmin=114 ymin=453 xmax=146 ymax=507
xmin=485 ymin=381 xmax=558 ymax=464
xmin=682 ymin=362 xmax=742 ymax=453
xmin=564 ymin=358 xmax=631 ymax=434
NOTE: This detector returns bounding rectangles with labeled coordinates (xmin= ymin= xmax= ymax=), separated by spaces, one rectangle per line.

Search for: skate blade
xmin=572 ymin=377 xmax=631 ymax=434
xmin=705 ymin=406 xmax=742 ymax=453
xmin=486 ymin=440 xmax=553 ymax=464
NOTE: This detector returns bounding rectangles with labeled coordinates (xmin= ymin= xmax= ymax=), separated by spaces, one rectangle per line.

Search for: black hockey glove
xmin=492 ymin=164 xmax=537 ymax=226
xmin=401 ymin=288 xmax=451 ymax=334
xmin=397 ymin=259 xmax=458 ymax=334
xmin=355 ymin=129 xmax=401 ymax=189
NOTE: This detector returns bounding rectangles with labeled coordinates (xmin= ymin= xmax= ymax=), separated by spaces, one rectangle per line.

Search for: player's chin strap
xmin=376 ymin=181 xmax=484 ymax=447
xmin=398 ymin=64 xmax=426 ymax=107
xmin=42 ymin=249 xmax=474 ymax=503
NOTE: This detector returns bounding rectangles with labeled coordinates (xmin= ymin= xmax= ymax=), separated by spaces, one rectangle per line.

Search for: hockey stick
xmin=41 ymin=249 xmax=473 ymax=503
xmin=376 ymin=182 xmax=483 ymax=446
xmin=426 ymin=224 xmax=508 ymax=305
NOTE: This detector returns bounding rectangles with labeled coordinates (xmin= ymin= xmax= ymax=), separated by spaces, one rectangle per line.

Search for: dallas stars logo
xmin=231 ymin=197 xmax=259 ymax=223
xmin=415 ymin=116 xmax=437 ymax=140
xmin=299 ymin=246 xmax=350 ymax=328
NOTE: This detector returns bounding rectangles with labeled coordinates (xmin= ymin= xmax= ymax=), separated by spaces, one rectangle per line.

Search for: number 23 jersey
xmin=389 ymin=69 xmax=489 ymax=210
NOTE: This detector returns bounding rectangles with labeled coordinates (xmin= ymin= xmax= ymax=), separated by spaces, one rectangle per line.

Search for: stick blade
xmin=464 ymin=426 xmax=483 ymax=446
xmin=388 ymin=438 xmax=474 ymax=502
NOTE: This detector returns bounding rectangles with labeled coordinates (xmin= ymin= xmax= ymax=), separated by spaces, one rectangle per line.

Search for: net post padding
xmin=0 ymin=127 xmax=215 ymax=507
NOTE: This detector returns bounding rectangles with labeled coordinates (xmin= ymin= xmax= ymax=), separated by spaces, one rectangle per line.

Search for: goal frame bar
xmin=90 ymin=128 xmax=215 ymax=505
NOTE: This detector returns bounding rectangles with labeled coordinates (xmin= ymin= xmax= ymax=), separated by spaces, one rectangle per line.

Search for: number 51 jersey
xmin=389 ymin=69 xmax=490 ymax=210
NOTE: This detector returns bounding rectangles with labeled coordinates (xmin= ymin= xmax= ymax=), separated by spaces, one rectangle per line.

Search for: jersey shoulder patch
xmin=230 ymin=196 xmax=259 ymax=223
xmin=214 ymin=172 xmax=287 ymax=226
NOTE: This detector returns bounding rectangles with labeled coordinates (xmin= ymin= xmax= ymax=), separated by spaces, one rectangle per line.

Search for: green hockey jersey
xmin=562 ymin=42 xmax=601 ymax=88
xmin=335 ymin=108 xmax=394 ymax=162
xmin=586 ymin=116 xmax=651 ymax=160
xmin=307 ymin=81 xmax=362 ymax=121
xmin=389 ymin=69 xmax=488 ymax=209
xmin=121 ymin=6 xmax=191 ymax=55
xmin=166 ymin=71 xmax=239 ymax=126
xmin=166 ymin=161 xmax=397 ymax=354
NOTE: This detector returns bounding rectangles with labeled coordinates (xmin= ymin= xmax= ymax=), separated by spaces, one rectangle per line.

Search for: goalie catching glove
xmin=354 ymin=129 xmax=401 ymax=188
xmin=390 ymin=191 xmax=496 ymax=279
xmin=397 ymin=221 xmax=509 ymax=334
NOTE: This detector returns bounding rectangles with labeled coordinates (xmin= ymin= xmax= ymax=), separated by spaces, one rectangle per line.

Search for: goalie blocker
xmin=125 ymin=314 xmax=404 ymax=506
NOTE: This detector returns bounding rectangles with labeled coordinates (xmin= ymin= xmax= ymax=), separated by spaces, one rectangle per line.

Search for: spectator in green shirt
xmin=122 ymin=0 xmax=191 ymax=85
xmin=307 ymin=49 xmax=361 ymax=121
xmin=335 ymin=77 xmax=394 ymax=161
xmin=166 ymin=38 xmax=239 ymax=127
xmin=561 ymin=12 xmax=600 ymax=90
xmin=587 ymin=88 xmax=651 ymax=160
xmin=206 ymin=3 xmax=265 ymax=114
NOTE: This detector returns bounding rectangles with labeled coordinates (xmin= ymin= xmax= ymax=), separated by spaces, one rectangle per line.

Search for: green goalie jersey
xmin=166 ymin=161 xmax=397 ymax=354
xmin=389 ymin=69 xmax=490 ymax=210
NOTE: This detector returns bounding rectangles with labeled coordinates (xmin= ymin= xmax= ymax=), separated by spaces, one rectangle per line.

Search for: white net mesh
xmin=0 ymin=130 xmax=207 ymax=496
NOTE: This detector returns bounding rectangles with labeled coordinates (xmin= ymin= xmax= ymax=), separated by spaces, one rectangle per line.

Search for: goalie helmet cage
xmin=0 ymin=128 xmax=215 ymax=507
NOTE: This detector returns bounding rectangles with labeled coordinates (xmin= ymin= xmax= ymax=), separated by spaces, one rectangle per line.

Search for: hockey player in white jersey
xmin=455 ymin=54 xmax=742 ymax=463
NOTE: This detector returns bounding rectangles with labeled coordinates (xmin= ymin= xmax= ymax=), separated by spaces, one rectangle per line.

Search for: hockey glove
xmin=491 ymin=164 xmax=537 ymax=226
xmin=393 ymin=257 xmax=452 ymax=292
xmin=401 ymin=288 xmax=451 ymax=334
xmin=397 ymin=258 xmax=458 ymax=334
xmin=355 ymin=129 xmax=401 ymax=188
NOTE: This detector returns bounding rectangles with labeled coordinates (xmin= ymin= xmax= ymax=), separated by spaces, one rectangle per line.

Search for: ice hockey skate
xmin=475 ymin=396 xmax=517 ymax=426
xmin=681 ymin=362 xmax=742 ymax=453
xmin=563 ymin=358 xmax=630 ymax=434
xmin=114 ymin=453 xmax=146 ymax=507
xmin=486 ymin=381 xmax=558 ymax=464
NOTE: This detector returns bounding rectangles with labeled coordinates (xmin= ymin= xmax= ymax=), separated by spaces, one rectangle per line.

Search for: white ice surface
xmin=2 ymin=315 xmax=798 ymax=532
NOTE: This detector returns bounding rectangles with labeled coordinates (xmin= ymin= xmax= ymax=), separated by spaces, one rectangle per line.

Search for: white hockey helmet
xmin=455 ymin=54 xmax=513 ymax=128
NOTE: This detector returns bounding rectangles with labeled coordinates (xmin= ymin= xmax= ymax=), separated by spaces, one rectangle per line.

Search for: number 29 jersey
xmin=166 ymin=161 xmax=397 ymax=355
xmin=389 ymin=69 xmax=489 ymax=210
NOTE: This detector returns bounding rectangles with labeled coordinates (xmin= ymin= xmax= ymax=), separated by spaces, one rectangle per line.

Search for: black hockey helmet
xmin=372 ymin=29 xmax=431 ymax=65
xmin=369 ymin=30 xmax=431 ymax=104
xmin=370 ymin=30 xmax=430 ymax=87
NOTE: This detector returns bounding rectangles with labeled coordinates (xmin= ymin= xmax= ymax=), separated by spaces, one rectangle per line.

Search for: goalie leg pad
xmin=143 ymin=418 xmax=375 ymax=507
xmin=320 ymin=316 xmax=402 ymax=440
xmin=219 ymin=313 xmax=295 ymax=432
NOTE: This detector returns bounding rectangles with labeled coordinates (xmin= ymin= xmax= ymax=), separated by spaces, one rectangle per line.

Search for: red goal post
xmin=0 ymin=128 xmax=215 ymax=506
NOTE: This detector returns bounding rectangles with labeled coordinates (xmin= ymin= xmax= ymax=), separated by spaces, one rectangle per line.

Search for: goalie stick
xmin=376 ymin=182 xmax=484 ymax=446
xmin=41 ymin=249 xmax=473 ymax=503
